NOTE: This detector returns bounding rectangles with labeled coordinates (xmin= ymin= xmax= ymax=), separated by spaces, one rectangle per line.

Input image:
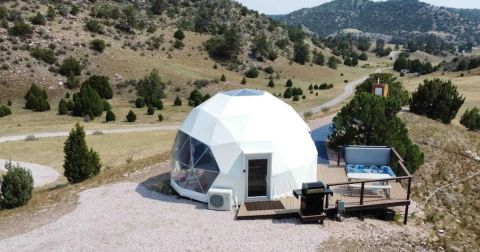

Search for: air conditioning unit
xmin=207 ymin=188 xmax=233 ymax=211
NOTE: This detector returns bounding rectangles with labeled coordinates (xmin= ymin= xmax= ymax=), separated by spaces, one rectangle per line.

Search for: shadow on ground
xmin=311 ymin=123 xmax=332 ymax=165
xmin=135 ymin=172 xmax=208 ymax=210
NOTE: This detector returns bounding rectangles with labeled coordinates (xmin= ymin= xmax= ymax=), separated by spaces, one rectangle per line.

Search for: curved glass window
xmin=171 ymin=130 xmax=220 ymax=194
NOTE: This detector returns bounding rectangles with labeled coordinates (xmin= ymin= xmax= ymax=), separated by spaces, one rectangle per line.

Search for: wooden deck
xmin=237 ymin=165 xmax=411 ymax=220
xmin=237 ymin=197 xmax=299 ymax=220
xmin=318 ymin=165 xmax=409 ymax=210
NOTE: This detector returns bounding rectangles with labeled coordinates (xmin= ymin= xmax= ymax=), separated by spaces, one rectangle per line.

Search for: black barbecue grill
xmin=293 ymin=181 xmax=333 ymax=223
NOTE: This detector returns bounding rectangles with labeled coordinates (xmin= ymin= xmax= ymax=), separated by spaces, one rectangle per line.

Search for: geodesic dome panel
xmin=171 ymin=89 xmax=318 ymax=203
xmin=171 ymin=130 xmax=220 ymax=194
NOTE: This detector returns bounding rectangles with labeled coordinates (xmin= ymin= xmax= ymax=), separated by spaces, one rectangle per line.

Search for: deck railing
xmin=332 ymin=146 xmax=413 ymax=224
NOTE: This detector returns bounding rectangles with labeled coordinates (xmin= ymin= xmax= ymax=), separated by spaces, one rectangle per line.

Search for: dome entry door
xmin=245 ymin=153 xmax=271 ymax=201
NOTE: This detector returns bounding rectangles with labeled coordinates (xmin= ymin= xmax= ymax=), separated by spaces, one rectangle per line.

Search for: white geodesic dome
xmin=170 ymin=89 xmax=317 ymax=204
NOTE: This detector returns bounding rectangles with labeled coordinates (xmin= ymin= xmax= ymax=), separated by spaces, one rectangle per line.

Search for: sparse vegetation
xmin=8 ymin=21 xmax=33 ymax=37
xmin=136 ymin=69 xmax=165 ymax=107
xmin=126 ymin=110 xmax=137 ymax=122
xmin=58 ymin=99 xmax=68 ymax=115
xmin=72 ymin=83 xmax=104 ymax=119
xmin=24 ymin=84 xmax=50 ymax=112
xmin=460 ymin=107 xmax=480 ymax=131
xmin=174 ymin=96 xmax=182 ymax=106
xmin=82 ymin=75 xmax=113 ymax=99
xmin=106 ymin=110 xmax=116 ymax=122
xmin=30 ymin=47 xmax=56 ymax=64
xmin=410 ymin=79 xmax=465 ymax=124
xmin=30 ymin=13 xmax=46 ymax=26
xmin=63 ymin=123 xmax=102 ymax=183
xmin=1 ymin=161 xmax=33 ymax=209
xmin=59 ymin=57 xmax=82 ymax=77
xmin=0 ymin=105 xmax=12 ymax=118
xmin=147 ymin=106 xmax=155 ymax=115
xmin=188 ymin=89 xmax=209 ymax=107
xmin=90 ymin=39 xmax=106 ymax=53
xmin=135 ymin=97 xmax=145 ymax=108
xmin=204 ymin=27 xmax=241 ymax=62
xmin=244 ymin=67 xmax=259 ymax=78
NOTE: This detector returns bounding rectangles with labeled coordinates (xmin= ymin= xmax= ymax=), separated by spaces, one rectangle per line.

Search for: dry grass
xmin=409 ymin=51 xmax=446 ymax=65
xmin=0 ymin=131 xmax=176 ymax=181
xmin=401 ymin=70 xmax=480 ymax=121
xmin=401 ymin=112 xmax=480 ymax=251
xmin=0 ymin=3 xmax=391 ymax=136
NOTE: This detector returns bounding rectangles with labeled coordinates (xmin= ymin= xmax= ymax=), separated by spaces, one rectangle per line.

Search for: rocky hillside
xmin=401 ymin=112 xmax=479 ymax=251
xmin=0 ymin=0 xmax=325 ymax=99
xmin=275 ymin=0 xmax=480 ymax=44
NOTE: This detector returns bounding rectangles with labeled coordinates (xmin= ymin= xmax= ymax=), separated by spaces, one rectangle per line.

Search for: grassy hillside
xmin=402 ymin=112 xmax=479 ymax=250
xmin=0 ymin=0 xmax=391 ymax=136
xmin=401 ymin=70 xmax=480 ymax=121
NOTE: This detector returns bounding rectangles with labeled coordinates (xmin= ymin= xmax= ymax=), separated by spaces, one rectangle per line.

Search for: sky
xmin=235 ymin=0 xmax=480 ymax=15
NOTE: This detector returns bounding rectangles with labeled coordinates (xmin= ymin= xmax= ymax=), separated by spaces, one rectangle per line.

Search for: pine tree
xmin=241 ymin=77 xmax=247 ymax=85
xmin=155 ymin=99 xmax=163 ymax=110
xmin=59 ymin=57 xmax=82 ymax=77
xmin=158 ymin=114 xmax=164 ymax=122
xmin=126 ymin=110 xmax=136 ymax=122
xmin=102 ymin=99 xmax=111 ymax=111
xmin=147 ymin=106 xmax=155 ymax=115
xmin=308 ymin=84 xmax=313 ymax=90
xmin=344 ymin=57 xmax=352 ymax=66
xmin=82 ymin=75 xmax=113 ymax=99
xmin=268 ymin=77 xmax=275 ymax=88
xmin=220 ymin=74 xmax=226 ymax=82
xmin=135 ymin=97 xmax=145 ymax=108
xmin=286 ymin=79 xmax=293 ymax=87
xmin=63 ymin=123 xmax=101 ymax=183
xmin=72 ymin=83 xmax=104 ymax=119
xmin=24 ymin=84 xmax=50 ymax=112
xmin=329 ymin=93 xmax=424 ymax=173
xmin=1 ymin=162 xmax=33 ymax=209
xmin=460 ymin=107 xmax=480 ymax=131
xmin=58 ymin=98 xmax=68 ymax=115
xmin=313 ymin=49 xmax=325 ymax=65
xmin=174 ymin=96 xmax=182 ymax=106
xmin=136 ymin=69 xmax=165 ymax=107
xmin=106 ymin=110 xmax=116 ymax=122
xmin=410 ymin=79 xmax=465 ymax=124
xmin=283 ymin=88 xmax=293 ymax=99
xmin=328 ymin=56 xmax=338 ymax=69
xmin=66 ymin=100 xmax=74 ymax=111
xmin=0 ymin=105 xmax=12 ymax=118
xmin=174 ymin=29 xmax=185 ymax=41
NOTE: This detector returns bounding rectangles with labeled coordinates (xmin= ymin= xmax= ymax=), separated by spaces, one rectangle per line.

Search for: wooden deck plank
xmin=237 ymin=164 xmax=410 ymax=219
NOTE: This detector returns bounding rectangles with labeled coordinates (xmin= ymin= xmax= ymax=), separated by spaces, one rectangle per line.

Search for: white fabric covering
xmin=171 ymin=89 xmax=318 ymax=203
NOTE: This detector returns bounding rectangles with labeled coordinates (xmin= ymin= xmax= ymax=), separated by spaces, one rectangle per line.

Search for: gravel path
xmin=307 ymin=68 xmax=386 ymax=114
xmin=0 ymin=182 xmax=329 ymax=251
xmin=0 ymin=159 xmax=59 ymax=188
xmin=0 ymin=125 xmax=180 ymax=143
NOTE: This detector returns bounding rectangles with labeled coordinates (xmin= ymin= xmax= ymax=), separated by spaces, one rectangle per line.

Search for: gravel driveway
xmin=0 ymin=182 xmax=329 ymax=251
xmin=0 ymin=159 xmax=59 ymax=188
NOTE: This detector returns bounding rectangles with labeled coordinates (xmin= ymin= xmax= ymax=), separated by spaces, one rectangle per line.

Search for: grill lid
xmin=302 ymin=181 xmax=327 ymax=194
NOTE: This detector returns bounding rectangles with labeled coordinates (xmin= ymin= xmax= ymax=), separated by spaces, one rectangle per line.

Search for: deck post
xmin=404 ymin=205 xmax=409 ymax=224
xmin=360 ymin=182 xmax=364 ymax=205
xmin=337 ymin=146 xmax=341 ymax=166
xmin=407 ymin=177 xmax=412 ymax=200
xmin=325 ymin=185 xmax=330 ymax=209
